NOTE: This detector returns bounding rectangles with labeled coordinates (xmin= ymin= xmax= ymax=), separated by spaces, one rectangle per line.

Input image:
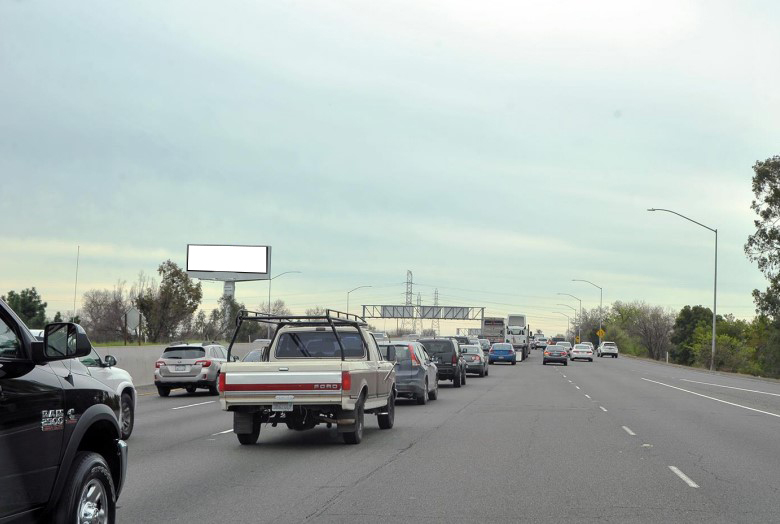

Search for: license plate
xmin=272 ymin=402 xmax=293 ymax=412
xmin=175 ymin=365 xmax=186 ymax=371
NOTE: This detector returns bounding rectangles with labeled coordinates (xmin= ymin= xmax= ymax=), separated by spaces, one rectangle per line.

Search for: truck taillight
xmin=342 ymin=371 xmax=351 ymax=390
xmin=544 ymin=351 xmax=550 ymax=356
xmin=155 ymin=360 xmax=164 ymax=368
xmin=452 ymin=354 xmax=457 ymax=365
xmin=195 ymin=360 xmax=211 ymax=367
xmin=219 ymin=372 xmax=225 ymax=391
xmin=409 ymin=344 xmax=420 ymax=366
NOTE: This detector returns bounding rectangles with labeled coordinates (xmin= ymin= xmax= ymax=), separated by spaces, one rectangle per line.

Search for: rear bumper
xmin=543 ymin=357 xmax=567 ymax=363
xmin=465 ymin=363 xmax=484 ymax=372
xmin=154 ymin=378 xmax=214 ymax=388
xmin=396 ymin=382 xmax=425 ymax=397
xmin=489 ymin=355 xmax=513 ymax=362
xmin=436 ymin=367 xmax=457 ymax=379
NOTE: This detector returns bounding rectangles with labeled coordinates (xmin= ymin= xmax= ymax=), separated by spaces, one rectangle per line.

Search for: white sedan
xmin=570 ymin=344 xmax=594 ymax=362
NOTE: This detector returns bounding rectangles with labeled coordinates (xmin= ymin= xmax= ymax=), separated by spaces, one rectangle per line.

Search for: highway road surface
xmin=118 ymin=351 xmax=780 ymax=523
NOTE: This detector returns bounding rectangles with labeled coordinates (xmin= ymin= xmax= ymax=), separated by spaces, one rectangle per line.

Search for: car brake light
xmin=409 ymin=344 xmax=420 ymax=367
xmin=342 ymin=371 xmax=351 ymax=391
xmin=195 ymin=360 xmax=211 ymax=367
xmin=544 ymin=351 xmax=550 ymax=356
xmin=155 ymin=360 xmax=164 ymax=368
xmin=219 ymin=372 xmax=225 ymax=391
xmin=474 ymin=355 xmax=481 ymax=362
xmin=452 ymin=354 xmax=457 ymax=364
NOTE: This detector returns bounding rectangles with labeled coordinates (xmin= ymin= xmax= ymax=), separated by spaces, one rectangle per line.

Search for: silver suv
xmin=154 ymin=343 xmax=228 ymax=396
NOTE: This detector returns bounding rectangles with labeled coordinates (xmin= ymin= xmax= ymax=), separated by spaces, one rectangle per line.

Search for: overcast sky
xmin=2 ymin=0 xmax=779 ymax=335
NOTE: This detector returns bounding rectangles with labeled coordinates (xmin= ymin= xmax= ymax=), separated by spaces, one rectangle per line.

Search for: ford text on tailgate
xmin=220 ymin=310 xmax=396 ymax=445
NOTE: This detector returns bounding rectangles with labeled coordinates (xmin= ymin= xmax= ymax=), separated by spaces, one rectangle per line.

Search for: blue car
xmin=489 ymin=343 xmax=516 ymax=365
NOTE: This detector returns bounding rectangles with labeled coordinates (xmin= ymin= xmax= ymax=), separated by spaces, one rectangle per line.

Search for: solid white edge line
xmin=599 ymin=406 xmax=607 ymax=412
xmin=622 ymin=426 xmax=636 ymax=436
xmin=641 ymin=378 xmax=780 ymax=419
xmin=171 ymin=401 xmax=216 ymax=410
xmin=211 ymin=429 xmax=233 ymax=435
xmin=669 ymin=466 xmax=699 ymax=488
xmin=680 ymin=379 xmax=780 ymax=397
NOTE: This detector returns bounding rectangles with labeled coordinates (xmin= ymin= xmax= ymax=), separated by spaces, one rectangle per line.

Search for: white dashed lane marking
xmin=669 ymin=466 xmax=699 ymax=488
xmin=622 ymin=426 xmax=636 ymax=436
xmin=599 ymin=406 xmax=608 ymax=412
xmin=171 ymin=401 xmax=216 ymax=410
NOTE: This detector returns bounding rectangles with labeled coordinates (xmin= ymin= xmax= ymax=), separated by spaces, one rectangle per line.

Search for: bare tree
xmin=80 ymin=281 xmax=131 ymax=343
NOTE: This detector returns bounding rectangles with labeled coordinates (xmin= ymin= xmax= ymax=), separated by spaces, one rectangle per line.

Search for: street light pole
xmin=556 ymin=304 xmax=577 ymax=340
xmin=266 ymin=271 xmax=302 ymax=338
xmin=648 ymin=208 xmax=718 ymax=371
xmin=346 ymin=285 xmax=372 ymax=315
xmin=554 ymin=312 xmax=571 ymax=336
xmin=573 ymin=279 xmax=603 ymax=346
xmin=557 ymin=293 xmax=581 ymax=342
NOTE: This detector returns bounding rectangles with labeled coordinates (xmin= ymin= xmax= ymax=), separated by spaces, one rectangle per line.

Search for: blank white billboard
xmin=186 ymin=245 xmax=271 ymax=281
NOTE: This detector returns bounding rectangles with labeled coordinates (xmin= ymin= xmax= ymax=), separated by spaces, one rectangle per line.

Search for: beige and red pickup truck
xmin=219 ymin=311 xmax=396 ymax=445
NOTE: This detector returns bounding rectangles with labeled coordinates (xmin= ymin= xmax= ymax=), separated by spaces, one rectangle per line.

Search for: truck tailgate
xmin=220 ymin=361 xmax=344 ymax=407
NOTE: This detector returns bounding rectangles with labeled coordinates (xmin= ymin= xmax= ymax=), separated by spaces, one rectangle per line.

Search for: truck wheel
xmin=157 ymin=386 xmax=170 ymax=397
xmin=52 ymin=451 xmax=116 ymax=524
xmin=120 ymin=392 xmax=134 ymax=440
xmin=378 ymin=393 xmax=395 ymax=429
xmin=453 ymin=372 xmax=462 ymax=388
xmin=186 ymin=386 xmax=196 ymax=393
xmin=511 ymin=360 xmax=516 ymax=365
xmin=461 ymin=370 xmax=466 ymax=385
xmin=343 ymin=400 xmax=364 ymax=444
xmin=236 ymin=415 xmax=261 ymax=445
xmin=417 ymin=381 xmax=428 ymax=405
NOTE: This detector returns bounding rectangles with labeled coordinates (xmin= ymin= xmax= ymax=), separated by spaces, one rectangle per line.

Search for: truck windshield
xmin=275 ymin=331 xmax=365 ymax=359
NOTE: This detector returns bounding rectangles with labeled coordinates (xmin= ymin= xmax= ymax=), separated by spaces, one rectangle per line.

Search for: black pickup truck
xmin=0 ymin=299 xmax=127 ymax=523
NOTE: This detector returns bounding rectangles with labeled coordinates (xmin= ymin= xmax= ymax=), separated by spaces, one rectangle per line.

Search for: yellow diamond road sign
xmin=575 ymin=336 xmax=581 ymax=344
xmin=596 ymin=329 xmax=606 ymax=338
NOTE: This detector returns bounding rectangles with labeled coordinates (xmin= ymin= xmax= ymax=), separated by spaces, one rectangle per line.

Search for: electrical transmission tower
xmin=412 ymin=292 xmax=421 ymax=333
xmin=432 ymin=288 xmax=440 ymax=335
xmin=401 ymin=270 xmax=413 ymax=332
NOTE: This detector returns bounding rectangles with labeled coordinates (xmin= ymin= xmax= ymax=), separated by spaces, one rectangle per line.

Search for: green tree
xmin=2 ymin=288 xmax=47 ymax=328
xmin=670 ymin=305 xmax=712 ymax=365
xmin=53 ymin=311 xmax=63 ymax=323
xmin=745 ymin=155 xmax=780 ymax=319
xmin=135 ymin=260 xmax=202 ymax=342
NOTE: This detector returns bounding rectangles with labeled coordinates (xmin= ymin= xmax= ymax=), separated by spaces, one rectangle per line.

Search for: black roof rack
xmin=226 ymin=309 xmax=368 ymax=362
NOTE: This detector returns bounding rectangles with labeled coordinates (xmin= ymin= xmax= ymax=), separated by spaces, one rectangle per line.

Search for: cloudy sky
xmin=2 ymin=0 xmax=778 ymax=335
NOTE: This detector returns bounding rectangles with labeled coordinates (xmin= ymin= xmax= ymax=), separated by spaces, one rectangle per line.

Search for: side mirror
xmin=104 ymin=355 xmax=117 ymax=367
xmin=33 ymin=323 xmax=92 ymax=364
xmin=385 ymin=346 xmax=396 ymax=362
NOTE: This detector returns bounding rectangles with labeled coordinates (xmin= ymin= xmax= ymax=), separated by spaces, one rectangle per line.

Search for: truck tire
xmin=157 ymin=386 xmax=170 ymax=397
xmin=378 ymin=393 xmax=395 ymax=429
xmin=453 ymin=372 xmax=462 ymax=388
xmin=343 ymin=400 xmax=364 ymax=444
xmin=461 ymin=370 xmax=466 ymax=385
xmin=120 ymin=392 xmax=134 ymax=440
xmin=236 ymin=414 xmax=261 ymax=445
xmin=52 ymin=451 xmax=116 ymax=524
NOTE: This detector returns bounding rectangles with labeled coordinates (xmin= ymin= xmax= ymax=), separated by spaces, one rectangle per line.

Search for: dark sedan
xmin=543 ymin=345 xmax=568 ymax=366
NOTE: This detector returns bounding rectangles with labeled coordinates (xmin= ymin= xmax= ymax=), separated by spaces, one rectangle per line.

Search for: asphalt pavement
xmin=118 ymin=352 xmax=780 ymax=523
